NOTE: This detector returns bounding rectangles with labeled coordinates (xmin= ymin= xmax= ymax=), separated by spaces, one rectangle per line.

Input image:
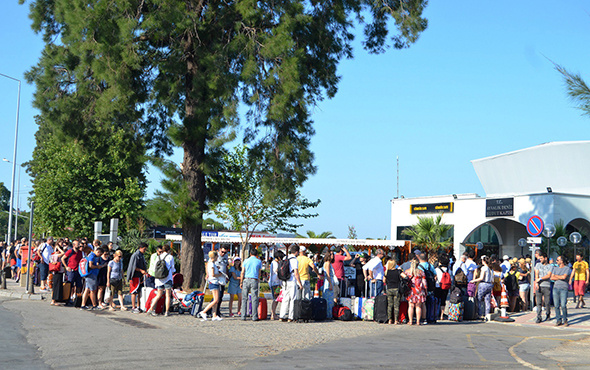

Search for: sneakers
xmin=131 ymin=308 xmax=141 ymax=314
xmin=149 ymin=311 xmax=158 ymax=317
xmin=535 ymin=317 xmax=542 ymax=324
xmin=563 ymin=320 xmax=569 ymax=327
xmin=212 ymin=316 xmax=223 ymax=321
xmin=80 ymin=306 xmax=90 ymax=310
xmin=556 ymin=320 xmax=563 ymax=326
xmin=164 ymin=312 xmax=170 ymax=317
xmin=199 ymin=311 xmax=208 ymax=321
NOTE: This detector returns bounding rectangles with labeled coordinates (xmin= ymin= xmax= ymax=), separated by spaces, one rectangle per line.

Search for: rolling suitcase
xmin=258 ymin=298 xmax=268 ymax=320
xmin=352 ymin=296 xmax=364 ymax=319
xmin=374 ymin=295 xmax=388 ymax=323
xmin=145 ymin=289 xmax=165 ymax=314
xmin=293 ymin=299 xmax=313 ymax=322
xmin=463 ymin=296 xmax=477 ymax=320
xmin=61 ymin=281 xmax=72 ymax=303
xmin=398 ymin=300 xmax=408 ymax=323
xmin=311 ymin=297 xmax=327 ymax=321
xmin=140 ymin=287 xmax=154 ymax=312
xmin=426 ymin=294 xmax=440 ymax=324
xmin=189 ymin=292 xmax=205 ymax=316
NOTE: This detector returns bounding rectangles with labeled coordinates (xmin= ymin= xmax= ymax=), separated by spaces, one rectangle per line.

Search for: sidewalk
xmin=503 ymin=293 xmax=590 ymax=330
xmin=0 ymin=278 xmax=51 ymax=301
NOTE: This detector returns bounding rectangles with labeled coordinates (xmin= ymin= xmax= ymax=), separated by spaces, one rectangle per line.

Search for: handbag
xmin=276 ymin=289 xmax=284 ymax=302
xmin=48 ymin=252 xmax=62 ymax=272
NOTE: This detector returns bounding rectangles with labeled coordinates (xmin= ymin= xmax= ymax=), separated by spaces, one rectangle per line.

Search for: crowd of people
xmin=1 ymin=237 xmax=588 ymax=327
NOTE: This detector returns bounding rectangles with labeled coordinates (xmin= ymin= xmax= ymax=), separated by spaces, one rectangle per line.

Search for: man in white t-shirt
xmin=280 ymin=244 xmax=303 ymax=322
xmin=147 ymin=245 xmax=176 ymax=317
xmin=37 ymin=237 xmax=54 ymax=292
xmin=363 ymin=249 xmax=385 ymax=297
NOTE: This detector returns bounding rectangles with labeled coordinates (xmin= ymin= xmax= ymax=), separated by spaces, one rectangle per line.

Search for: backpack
xmin=504 ymin=272 xmax=519 ymax=292
xmin=277 ymin=257 xmax=294 ymax=281
xmin=454 ymin=268 xmax=468 ymax=287
xmin=419 ymin=264 xmax=436 ymax=292
xmin=79 ymin=257 xmax=90 ymax=277
xmin=154 ymin=255 xmax=169 ymax=279
xmin=399 ymin=273 xmax=411 ymax=297
xmin=439 ymin=268 xmax=452 ymax=290
xmin=449 ymin=286 xmax=463 ymax=304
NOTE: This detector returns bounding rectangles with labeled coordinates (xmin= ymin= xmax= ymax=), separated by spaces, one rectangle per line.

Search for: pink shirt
xmin=333 ymin=254 xmax=346 ymax=280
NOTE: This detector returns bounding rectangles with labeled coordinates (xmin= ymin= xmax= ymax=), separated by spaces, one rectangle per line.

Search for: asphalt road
xmin=1 ymin=297 xmax=589 ymax=369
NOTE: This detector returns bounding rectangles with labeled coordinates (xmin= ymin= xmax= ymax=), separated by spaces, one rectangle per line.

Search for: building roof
xmin=471 ymin=141 xmax=590 ymax=197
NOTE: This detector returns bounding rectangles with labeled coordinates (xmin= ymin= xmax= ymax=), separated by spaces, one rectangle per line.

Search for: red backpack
xmin=439 ymin=268 xmax=452 ymax=290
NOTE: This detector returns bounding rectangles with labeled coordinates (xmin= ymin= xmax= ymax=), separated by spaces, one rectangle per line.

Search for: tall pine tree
xmin=23 ymin=0 xmax=428 ymax=289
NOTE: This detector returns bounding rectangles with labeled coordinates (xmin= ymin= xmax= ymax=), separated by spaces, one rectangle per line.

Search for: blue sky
xmin=1 ymin=0 xmax=590 ymax=239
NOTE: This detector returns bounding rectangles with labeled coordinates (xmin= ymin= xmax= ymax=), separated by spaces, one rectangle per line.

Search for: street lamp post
xmin=3 ymin=159 xmax=22 ymax=240
xmin=0 ymin=73 xmax=21 ymax=245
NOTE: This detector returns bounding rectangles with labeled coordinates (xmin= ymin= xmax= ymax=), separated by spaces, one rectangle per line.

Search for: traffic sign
xmin=526 ymin=215 xmax=544 ymax=237
xmin=527 ymin=237 xmax=542 ymax=244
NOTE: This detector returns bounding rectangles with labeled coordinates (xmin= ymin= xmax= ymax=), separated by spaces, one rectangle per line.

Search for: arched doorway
xmin=564 ymin=218 xmax=590 ymax=264
xmin=463 ymin=218 xmax=528 ymax=259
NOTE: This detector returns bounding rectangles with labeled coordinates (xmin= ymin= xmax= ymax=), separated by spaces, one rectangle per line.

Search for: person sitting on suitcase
xmin=240 ymin=247 xmax=263 ymax=321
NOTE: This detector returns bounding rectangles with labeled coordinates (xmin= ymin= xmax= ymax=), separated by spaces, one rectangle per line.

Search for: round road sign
xmin=527 ymin=216 xmax=544 ymax=237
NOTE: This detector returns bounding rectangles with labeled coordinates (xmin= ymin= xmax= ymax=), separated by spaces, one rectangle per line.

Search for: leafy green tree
xmin=402 ymin=214 xmax=452 ymax=252
xmin=213 ymin=146 xmax=319 ymax=258
xmin=555 ymin=64 xmax=590 ymax=116
xmin=0 ymin=182 xmax=9 ymax=212
xmin=23 ymin=0 xmax=428 ymax=289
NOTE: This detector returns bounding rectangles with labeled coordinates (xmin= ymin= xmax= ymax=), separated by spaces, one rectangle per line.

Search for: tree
xmin=555 ymin=64 xmax=590 ymax=116
xmin=298 ymin=230 xmax=336 ymax=239
xmin=0 ymin=182 xmax=9 ymax=212
xmin=402 ymin=214 xmax=452 ymax=252
xmin=213 ymin=146 xmax=319 ymax=259
xmin=24 ymin=0 xmax=428 ymax=289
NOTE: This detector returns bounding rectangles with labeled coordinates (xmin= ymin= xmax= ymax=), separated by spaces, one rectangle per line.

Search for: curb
xmin=0 ymin=289 xmax=49 ymax=301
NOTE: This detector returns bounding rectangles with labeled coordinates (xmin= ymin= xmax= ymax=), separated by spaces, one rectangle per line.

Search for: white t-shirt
xmin=269 ymin=260 xmax=280 ymax=286
xmin=435 ymin=266 xmax=449 ymax=288
xmin=41 ymin=243 xmax=53 ymax=264
xmin=287 ymin=254 xmax=299 ymax=282
xmin=154 ymin=252 xmax=175 ymax=287
xmin=363 ymin=257 xmax=384 ymax=280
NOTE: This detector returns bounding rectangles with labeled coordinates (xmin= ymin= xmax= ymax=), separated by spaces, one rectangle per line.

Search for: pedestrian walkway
xmin=0 ymin=278 xmax=50 ymax=301
xmin=506 ymin=293 xmax=590 ymax=330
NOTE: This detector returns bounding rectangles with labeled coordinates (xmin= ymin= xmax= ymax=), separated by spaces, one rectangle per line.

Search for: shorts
xmin=97 ymin=269 xmax=108 ymax=287
xmin=39 ymin=262 xmax=49 ymax=281
xmin=270 ymin=285 xmax=281 ymax=300
xmin=66 ymin=270 xmax=83 ymax=288
xmin=519 ymin=283 xmax=530 ymax=293
xmin=110 ymin=279 xmax=123 ymax=296
xmin=227 ymin=283 xmax=242 ymax=295
xmin=129 ymin=277 xmax=143 ymax=294
xmin=208 ymin=283 xmax=220 ymax=291
xmin=85 ymin=276 xmax=98 ymax=291
xmin=574 ymin=280 xmax=587 ymax=296
xmin=156 ymin=280 xmax=173 ymax=290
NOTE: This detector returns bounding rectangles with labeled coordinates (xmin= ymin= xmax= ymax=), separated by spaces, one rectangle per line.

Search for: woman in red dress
xmin=405 ymin=259 xmax=427 ymax=325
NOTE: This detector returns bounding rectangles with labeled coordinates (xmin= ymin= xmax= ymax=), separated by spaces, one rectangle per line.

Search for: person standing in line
xmin=332 ymin=246 xmax=352 ymax=298
xmin=227 ymin=257 xmax=242 ymax=317
xmin=405 ymin=260 xmax=426 ymax=325
xmin=215 ymin=245 xmax=230 ymax=318
xmin=434 ymin=254 xmax=452 ymax=321
xmin=80 ymin=247 xmax=108 ymax=310
xmin=107 ymin=250 xmax=126 ymax=311
xmin=280 ymin=244 xmax=302 ymax=322
xmin=61 ymin=240 xmax=84 ymax=303
xmin=569 ymin=252 xmax=589 ymax=309
xmin=551 ymin=255 xmax=572 ymax=327
xmin=148 ymin=245 xmax=175 ymax=317
xmin=364 ymin=249 xmax=385 ymax=297
xmin=126 ymin=243 xmax=148 ymax=313
xmin=269 ymin=250 xmax=284 ymax=320
xmin=240 ymin=248 xmax=263 ymax=321
xmin=517 ymin=258 xmax=530 ymax=311
xmin=385 ymin=258 xmax=406 ymax=324
xmin=322 ymin=251 xmax=337 ymax=319
xmin=534 ymin=252 xmax=553 ymax=323
xmin=199 ymin=251 xmax=224 ymax=321
xmin=96 ymin=240 xmax=112 ymax=309
xmin=37 ymin=237 xmax=54 ymax=292
xmin=296 ymin=246 xmax=319 ymax=300
xmin=470 ymin=256 xmax=494 ymax=321
xmin=350 ymin=252 xmax=368 ymax=297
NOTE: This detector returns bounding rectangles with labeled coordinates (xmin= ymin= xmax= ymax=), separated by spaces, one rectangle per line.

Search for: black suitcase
xmin=426 ymin=294 xmax=440 ymax=324
xmin=293 ymin=299 xmax=313 ymax=322
xmin=374 ymin=295 xmax=388 ymax=323
xmin=311 ymin=298 xmax=327 ymax=321
xmin=463 ymin=296 xmax=477 ymax=320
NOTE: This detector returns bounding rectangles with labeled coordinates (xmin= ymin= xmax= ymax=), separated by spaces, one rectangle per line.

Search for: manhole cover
xmin=109 ymin=317 xmax=158 ymax=329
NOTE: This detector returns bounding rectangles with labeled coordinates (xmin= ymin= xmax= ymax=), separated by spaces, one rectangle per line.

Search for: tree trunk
xmin=181 ymin=219 xmax=204 ymax=290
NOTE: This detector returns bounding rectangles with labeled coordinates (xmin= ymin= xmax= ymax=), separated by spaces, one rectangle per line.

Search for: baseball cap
xmin=300 ymin=246 xmax=307 ymax=253
xmin=503 ymin=255 xmax=509 ymax=260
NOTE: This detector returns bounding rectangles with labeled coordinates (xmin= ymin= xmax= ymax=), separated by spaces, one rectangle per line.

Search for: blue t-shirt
xmin=228 ymin=266 xmax=240 ymax=287
xmin=243 ymin=256 xmax=262 ymax=279
xmin=87 ymin=252 xmax=101 ymax=277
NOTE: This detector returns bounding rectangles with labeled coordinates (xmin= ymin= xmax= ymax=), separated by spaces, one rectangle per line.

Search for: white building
xmin=390 ymin=141 xmax=590 ymax=260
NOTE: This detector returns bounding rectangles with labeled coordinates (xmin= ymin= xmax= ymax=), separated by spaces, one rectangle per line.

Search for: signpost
xmin=526 ymin=216 xmax=544 ymax=311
